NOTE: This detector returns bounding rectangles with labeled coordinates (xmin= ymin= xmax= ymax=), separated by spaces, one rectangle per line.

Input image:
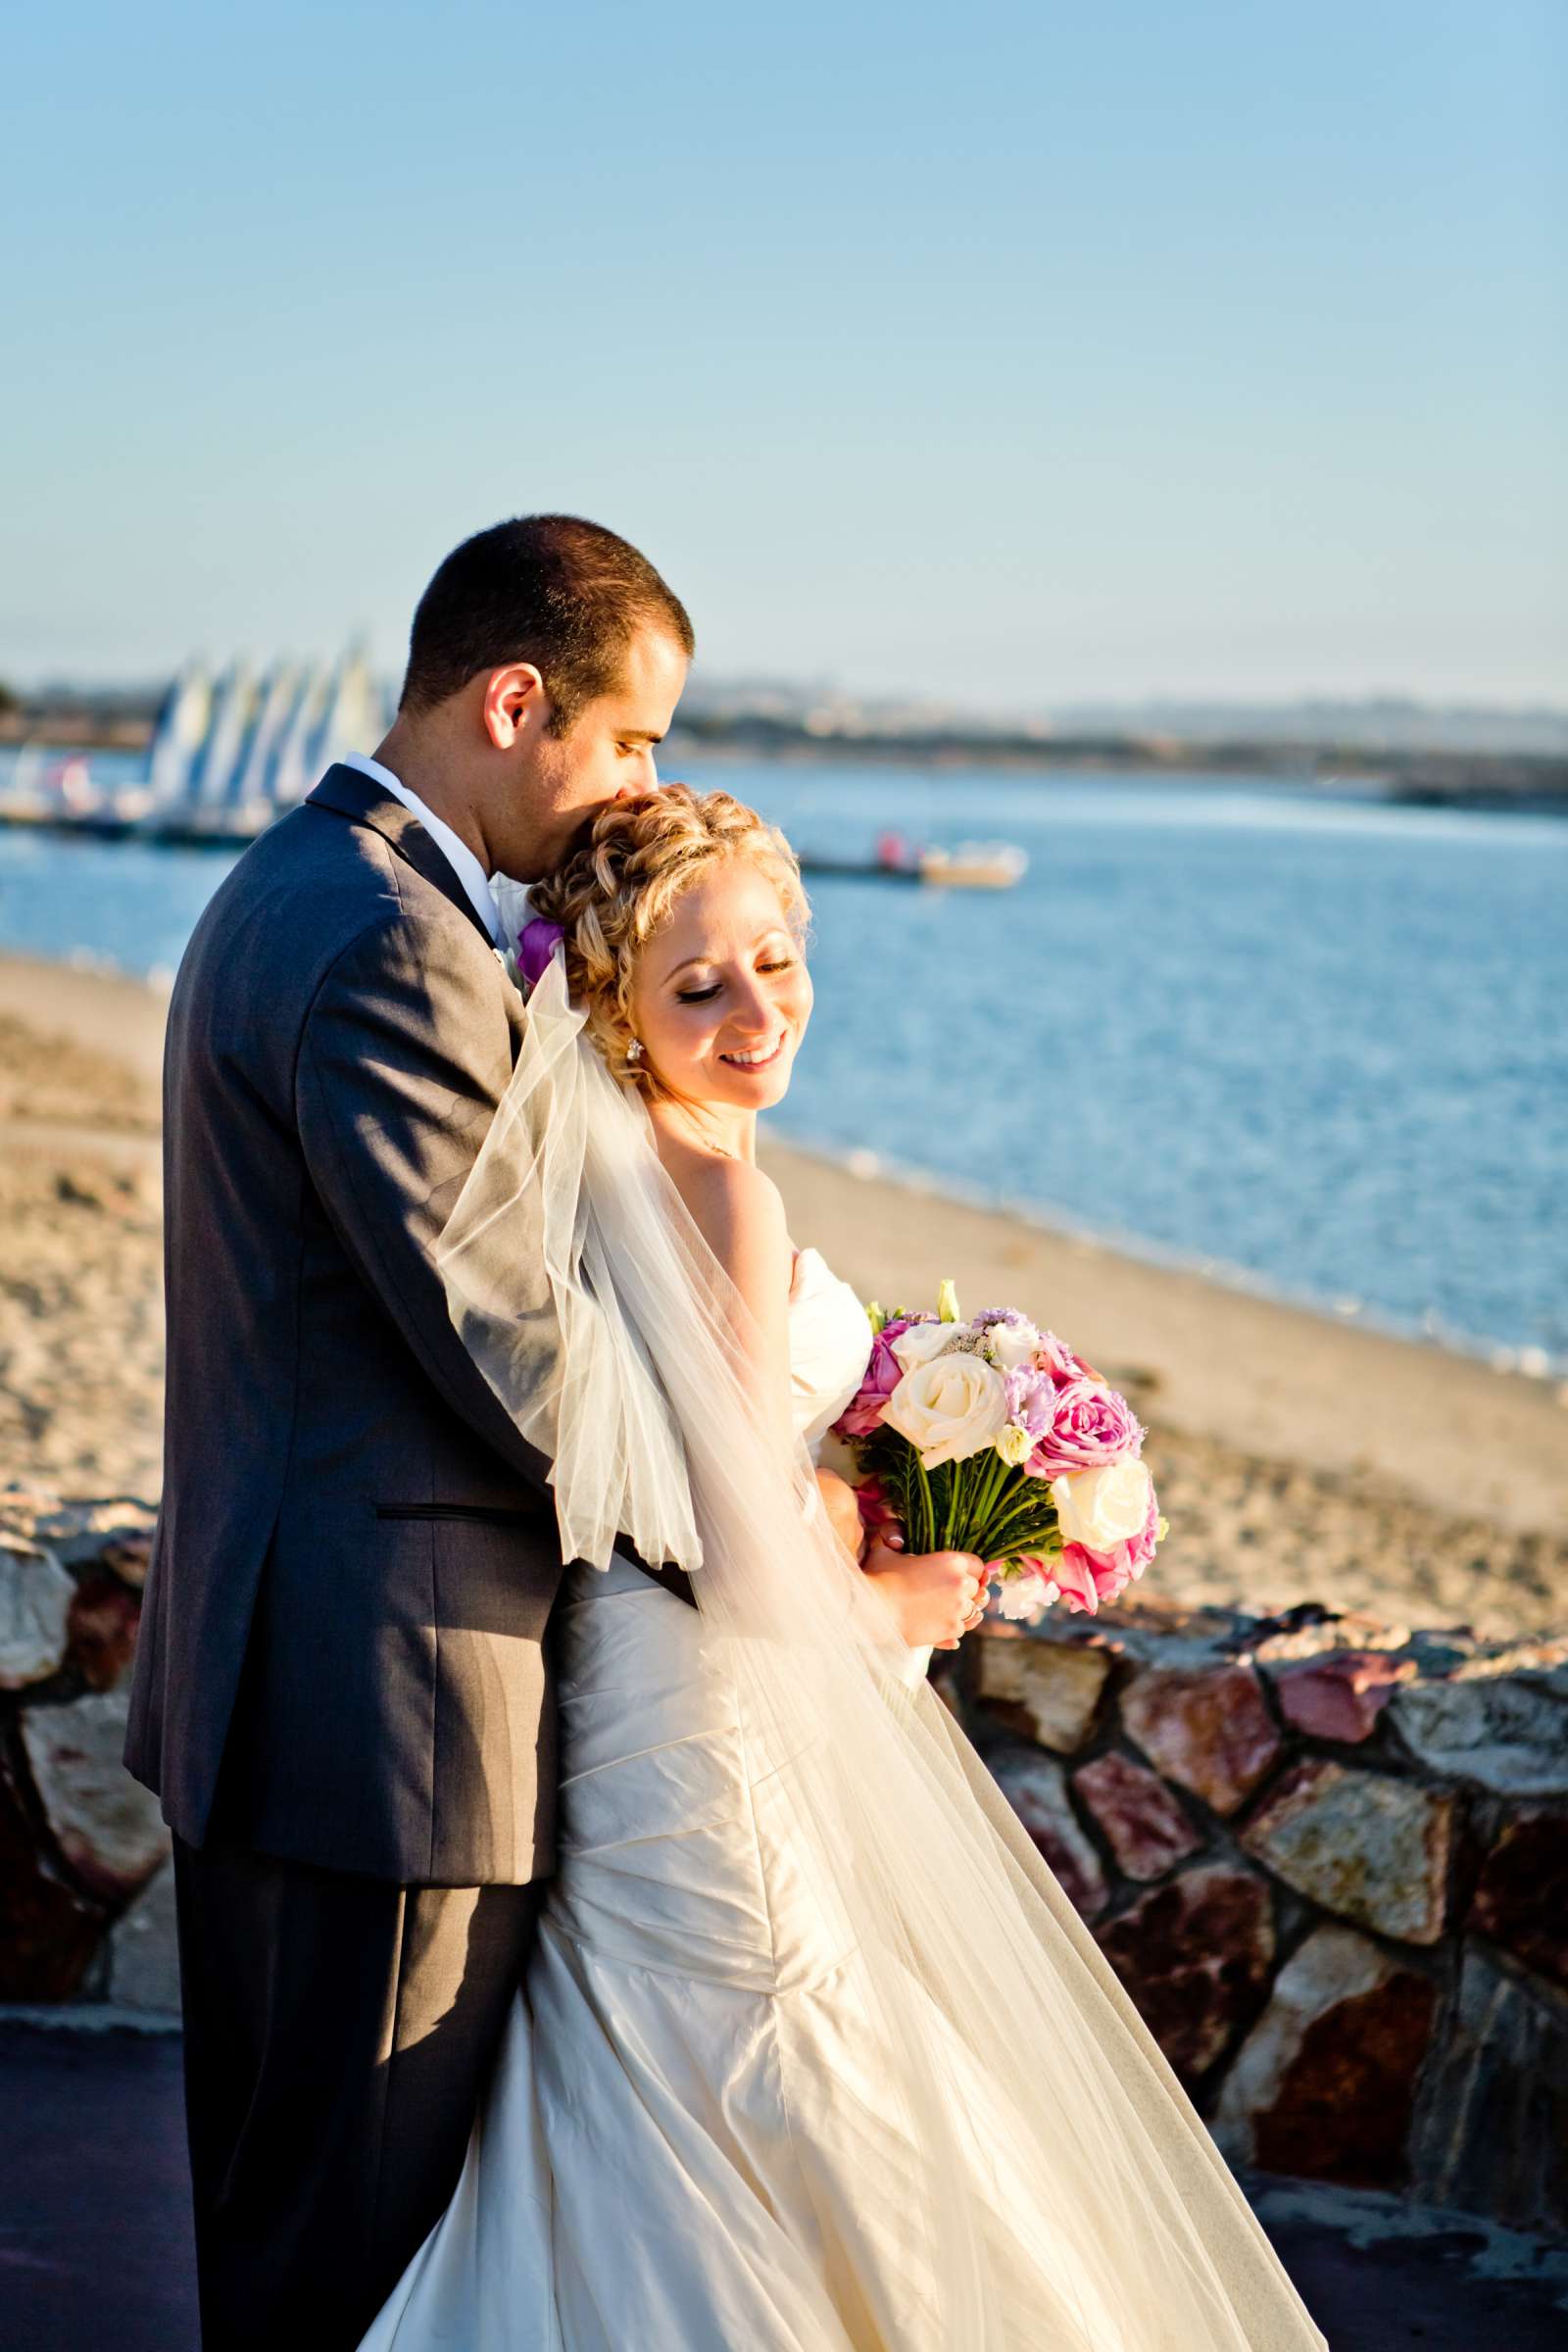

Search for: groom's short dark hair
xmin=399 ymin=514 xmax=694 ymax=733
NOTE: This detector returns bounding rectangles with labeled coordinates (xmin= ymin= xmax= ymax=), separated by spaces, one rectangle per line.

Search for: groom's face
xmin=511 ymin=624 xmax=689 ymax=877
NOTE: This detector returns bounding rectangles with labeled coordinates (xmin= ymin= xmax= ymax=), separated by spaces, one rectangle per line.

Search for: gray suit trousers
xmin=172 ymin=1835 xmax=543 ymax=2351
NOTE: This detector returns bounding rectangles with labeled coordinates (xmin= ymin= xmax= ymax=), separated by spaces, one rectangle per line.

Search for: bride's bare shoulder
xmin=660 ymin=1143 xmax=790 ymax=1300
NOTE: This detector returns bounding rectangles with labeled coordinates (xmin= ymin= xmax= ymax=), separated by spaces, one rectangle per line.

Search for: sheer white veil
xmin=436 ymin=949 xmax=1325 ymax=2352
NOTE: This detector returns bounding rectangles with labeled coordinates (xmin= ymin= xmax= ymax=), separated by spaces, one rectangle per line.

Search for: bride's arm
xmin=671 ymin=1154 xmax=797 ymax=1454
xmin=672 ymin=1157 xmax=984 ymax=1647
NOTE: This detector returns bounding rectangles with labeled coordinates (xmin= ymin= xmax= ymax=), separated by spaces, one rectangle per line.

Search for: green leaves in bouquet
xmin=865 ymin=1435 xmax=1063 ymax=1569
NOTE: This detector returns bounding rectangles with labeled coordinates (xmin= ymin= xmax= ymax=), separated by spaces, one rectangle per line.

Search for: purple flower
xmin=833 ymin=1319 xmax=913 ymax=1440
xmin=1002 ymin=1368 xmax=1057 ymax=1454
xmin=516 ymin=916 xmax=564 ymax=990
xmin=1029 ymin=1376 xmax=1145 ymax=1478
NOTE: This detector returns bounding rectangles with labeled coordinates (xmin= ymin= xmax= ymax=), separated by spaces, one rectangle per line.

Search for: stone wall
xmin=5 ymin=1480 xmax=1566 ymax=2242
xmin=0 ymin=1485 xmax=172 ymax=2010
xmin=944 ymin=1594 xmax=1568 ymax=2243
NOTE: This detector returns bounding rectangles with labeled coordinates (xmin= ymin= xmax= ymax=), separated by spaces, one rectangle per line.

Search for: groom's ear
xmin=481 ymin=662 xmax=549 ymax=750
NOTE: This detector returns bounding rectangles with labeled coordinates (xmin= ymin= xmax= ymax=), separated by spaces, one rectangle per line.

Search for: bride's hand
xmin=860 ymin=1532 xmax=989 ymax=1650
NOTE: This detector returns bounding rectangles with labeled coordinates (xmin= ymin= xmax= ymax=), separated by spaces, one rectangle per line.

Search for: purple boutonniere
xmin=516 ymin=916 xmax=564 ymax=995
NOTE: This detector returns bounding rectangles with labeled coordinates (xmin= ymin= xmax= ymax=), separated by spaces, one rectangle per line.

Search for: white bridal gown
xmin=361 ymin=1248 xmax=1313 ymax=2351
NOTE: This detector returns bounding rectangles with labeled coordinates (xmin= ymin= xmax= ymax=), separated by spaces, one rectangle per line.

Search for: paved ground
xmin=3 ymin=2018 xmax=1567 ymax=2349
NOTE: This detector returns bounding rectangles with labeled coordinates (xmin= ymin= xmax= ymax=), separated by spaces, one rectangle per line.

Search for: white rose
xmin=889 ymin=1320 xmax=960 ymax=1372
xmin=1051 ymin=1458 xmax=1152 ymax=1552
xmin=982 ymin=1317 xmax=1041 ymax=1373
xmin=884 ymin=1354 xmax=1009 ymax=1470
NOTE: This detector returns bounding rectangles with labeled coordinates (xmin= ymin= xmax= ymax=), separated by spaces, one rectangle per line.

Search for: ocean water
xmin=2 ymin=752 xmax=1564 ymax=1370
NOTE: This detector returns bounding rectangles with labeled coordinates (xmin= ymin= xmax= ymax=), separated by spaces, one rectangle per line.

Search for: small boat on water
xmin=799 ymin=831 xmax=1027 ymax=889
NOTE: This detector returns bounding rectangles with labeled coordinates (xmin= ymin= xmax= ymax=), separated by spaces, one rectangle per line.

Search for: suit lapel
xmin=307 ymin=763 xmax=498 ymax=953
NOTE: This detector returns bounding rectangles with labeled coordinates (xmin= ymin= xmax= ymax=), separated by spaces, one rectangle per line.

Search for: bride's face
xmin=630 ymin=858 xmax=812 ymax=1113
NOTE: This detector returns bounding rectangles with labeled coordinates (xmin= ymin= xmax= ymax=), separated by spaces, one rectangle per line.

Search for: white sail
xmin=305 ymin=645 xmax=381 ymax=786
xmin=145 ymin=662 xmax=213 ymax=806
xmin=191 ymin=662 xmax=257 ymax=808
xmin=232 ymin=662 xmax=300 ymax=810
xmin=267 ymin=665 xmax=331 ymax=808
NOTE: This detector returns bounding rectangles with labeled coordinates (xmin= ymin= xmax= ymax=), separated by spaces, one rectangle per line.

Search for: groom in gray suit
xmin=124 ymin=514 xmax=694 ymax=2349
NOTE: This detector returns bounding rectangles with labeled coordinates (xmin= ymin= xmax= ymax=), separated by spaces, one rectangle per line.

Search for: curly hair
xmin=528 ymin=785 xmax=808 ymax=1088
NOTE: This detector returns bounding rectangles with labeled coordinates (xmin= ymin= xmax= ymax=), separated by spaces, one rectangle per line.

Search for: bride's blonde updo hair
xmin=528 ymin=784 xmax=808 ymax=1088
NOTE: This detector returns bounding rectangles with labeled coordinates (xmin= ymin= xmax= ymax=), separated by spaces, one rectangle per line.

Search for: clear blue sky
xmin=3 ymin=0 xmax=1563 ymax=707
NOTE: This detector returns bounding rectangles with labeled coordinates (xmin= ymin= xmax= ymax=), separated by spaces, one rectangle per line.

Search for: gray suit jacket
xmin=125 ymin=763 xmax=674 ymax=1886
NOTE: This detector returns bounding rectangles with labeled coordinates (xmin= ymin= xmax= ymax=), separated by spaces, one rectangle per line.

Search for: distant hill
xmin=679 ymin=682 xmax=1568 ymax=759
xmin=1036 ymin=699 xmax=1568 ymax=758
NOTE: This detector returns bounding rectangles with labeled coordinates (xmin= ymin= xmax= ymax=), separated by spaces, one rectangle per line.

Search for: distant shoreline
xmin=671 ymin=718 xmax=1568 ymax=813
xmin=5 ymin=709 xmax=1566 ymax=813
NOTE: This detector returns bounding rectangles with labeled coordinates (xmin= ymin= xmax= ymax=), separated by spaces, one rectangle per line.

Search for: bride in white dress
xmin=361 ymin=786 xmax=1327 ymax=2351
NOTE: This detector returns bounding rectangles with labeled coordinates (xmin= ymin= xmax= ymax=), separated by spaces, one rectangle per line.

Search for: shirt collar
xmin=341 ymin=752 xmax=503 ymax=947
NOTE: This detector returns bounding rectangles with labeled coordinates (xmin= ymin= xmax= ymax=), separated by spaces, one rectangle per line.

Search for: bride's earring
xmin=626 ymin=1038 xmax=644 ymax=1066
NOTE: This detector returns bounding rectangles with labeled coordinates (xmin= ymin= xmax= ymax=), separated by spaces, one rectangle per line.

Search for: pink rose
xmin=1054 ymin=1485 xmax=1161 ymax=1614
xmin=1034 ymin=1329 xmax=1102 ymax=1389
xmin=833 ymin=1320 xmax=913 ymax=1440
xmin=1029 ymin=1377 xmax=1145 ymax=1479
xmin=855 ymin=1476 xmax=900 ymax=1536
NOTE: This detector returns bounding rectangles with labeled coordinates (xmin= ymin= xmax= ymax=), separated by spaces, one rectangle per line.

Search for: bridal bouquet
xmin=831 ymin=1285 xmax=1166 ymax=1622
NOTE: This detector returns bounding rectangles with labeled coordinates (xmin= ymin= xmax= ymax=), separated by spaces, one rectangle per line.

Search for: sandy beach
xmin=1 ymin=951 xmax=1563 ymax=1637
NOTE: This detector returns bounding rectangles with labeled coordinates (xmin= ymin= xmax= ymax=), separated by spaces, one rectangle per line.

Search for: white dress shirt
xmin=341 ymin=751 xmax=504 ymax=947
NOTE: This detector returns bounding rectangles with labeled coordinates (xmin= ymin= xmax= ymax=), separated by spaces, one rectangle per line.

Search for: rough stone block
xmin=0 ymin=1746 xmax=106 ymax=1999
xmin=108 ymin=1858 xmax=181 ymax=2013
xmin=1095 ymin=1865 xmax=1273 ymax=2082
xmin=974 ymin=1634 xmax=1111 ymax=1753
xmin=66 ymin=1570 xmax=142 ymax=1691
xmin=1241 ymin=1758 xmax=1452 ymax=1945
xmin=988 ymin=1747 xmax=1108 ymax=1919
xmin=0 ymin=1539 xmax=75 ymax=1689
xmin=1408 ymin=1944 xmax=1568 ymax=2238
xmin=1253 ymin=1610 xmax=1413 ymax=1663
xmin=12 ymin=1494 xmax=157 ymax=1572
xmin=1120 ymin=1664 xmax=1283 ymax=1815
xmin=1213 ymin=1924 xmax=1438 ymax=2189
xmin=1071 ymin=1751 xmax=1203 ymax=1881
xmin=100 ymin=1534 xmax=153 ymax=1591
xmin=1268 ymin=1649 xmax=1415 ymax=1743
xmin=20 ymin=1688 xmax=170 ymax=1900
xmin=1467 ymin=1810 xmax=1568 ymax=1992
xmin=1390 ymin=1675 xmax=1568 ymax=1796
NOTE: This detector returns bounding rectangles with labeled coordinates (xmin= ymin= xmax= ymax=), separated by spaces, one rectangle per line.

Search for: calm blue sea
xmin=2 ymin=751 xmax=1564 ymax=1371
